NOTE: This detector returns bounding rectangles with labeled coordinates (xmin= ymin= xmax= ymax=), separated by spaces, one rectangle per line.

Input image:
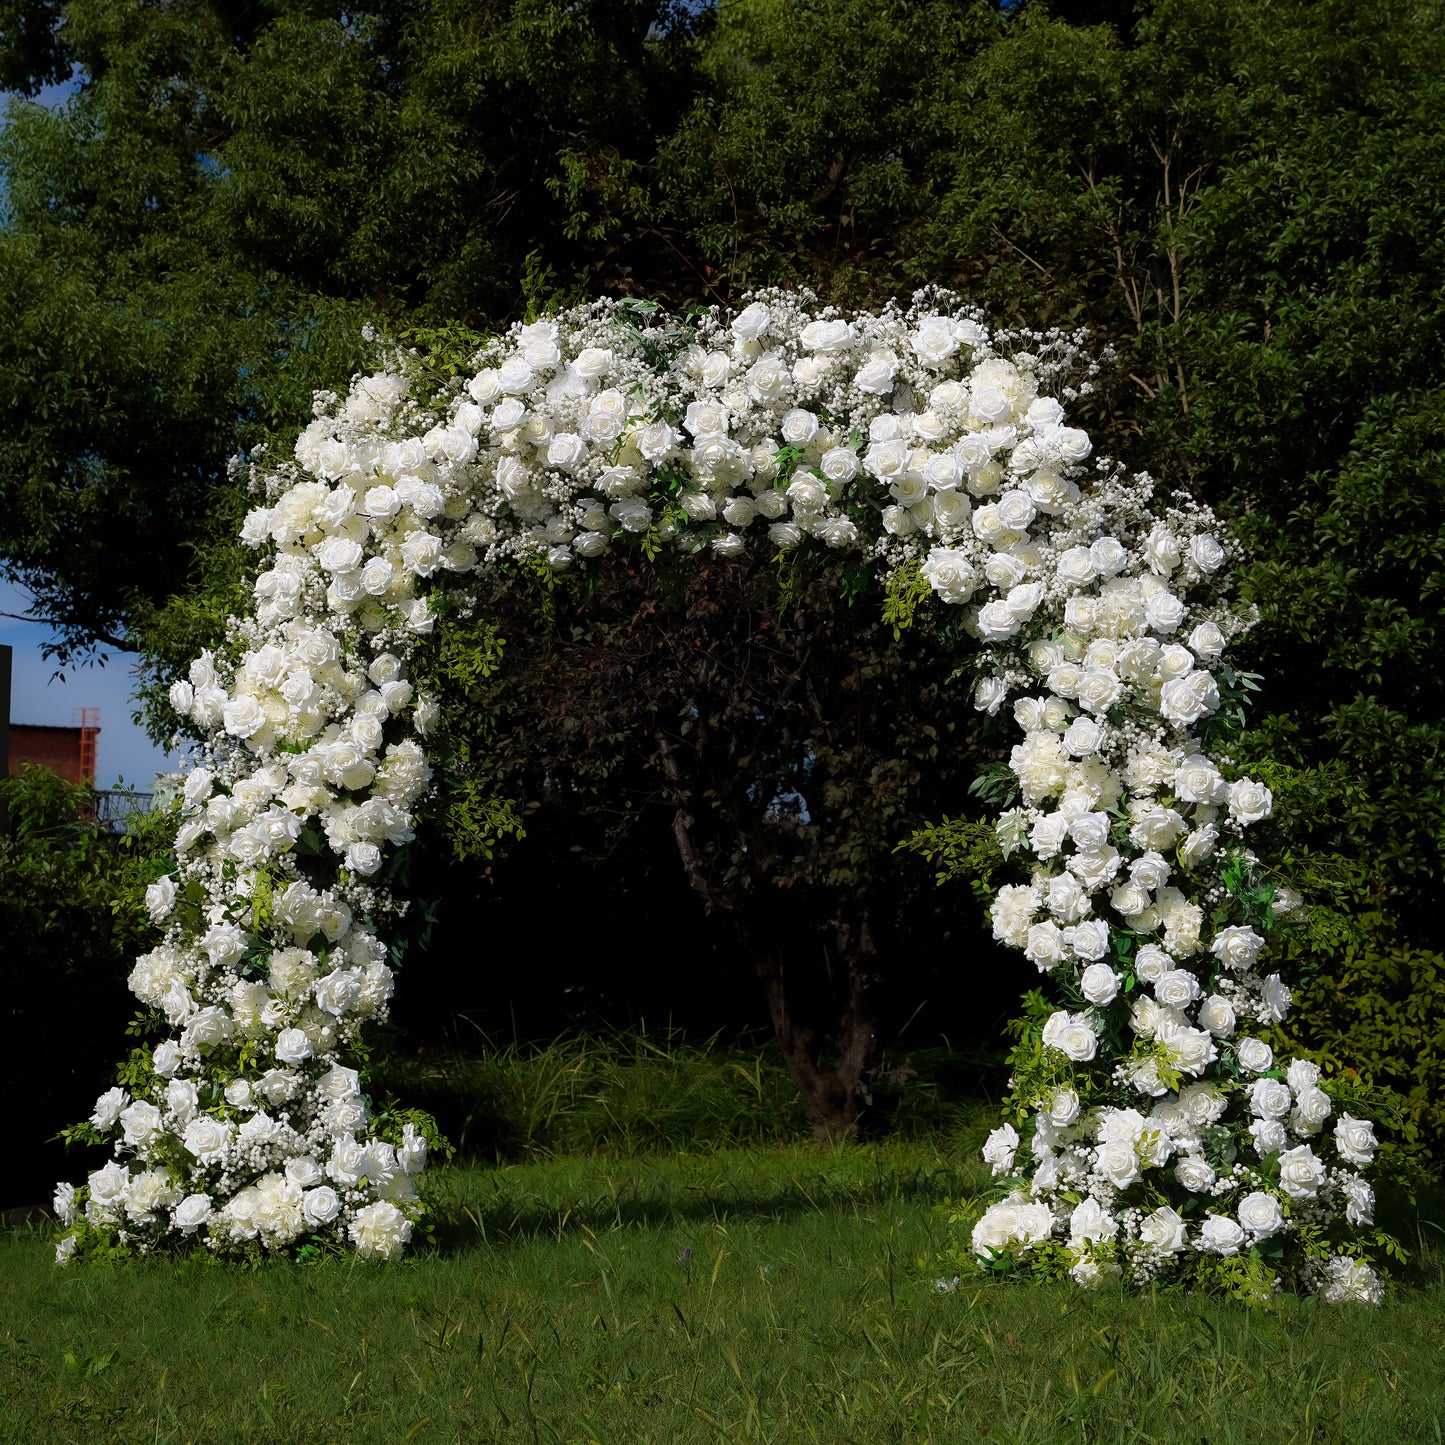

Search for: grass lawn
xmin=3 ymin=1141 xmax=1443 ymax=1443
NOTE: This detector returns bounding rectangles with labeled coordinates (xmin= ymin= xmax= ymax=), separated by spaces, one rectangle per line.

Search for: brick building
xmin=0 ymin=646 xmax=101 ymax=785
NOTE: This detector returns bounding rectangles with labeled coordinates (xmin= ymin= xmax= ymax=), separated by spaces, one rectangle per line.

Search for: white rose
xmin=610 ymin=498 xmax=653 ymax=533
xmin=1158 ymin=1023 xmax=1217 ymax=1077
xmin=976 ymin=599 xmax=1021 ymax=640
xmin=1062 ymin=718 xmax=1104 ymax=757
xmin=1228 ymin=778 xmax=1273 ymax=825
xmin=1188 ymin=621 xmax=1227 ymax=658
xmin=350 ymin=1200 xmax=413 ymax=1260
xmin=1340 ymin=1174 xmax=1374 ymax=1226
xmin=1063 ymin=915 xmax=1109 ymax=961
xmin=1075 ymin=667 xmax=1122 ymax=715
xmin=1277 ymin=1144 xmax=1325 ymax=1198
xmin=302 ymin=1185 xmax=343 ymax=1226
xmin=853 ymin=352 xmax=897 ymax=395
xmin=1189 ymin=534 xmax=1225 ymax=572
xmin=545 ymin=432 xmax=588 ymax=472
xmin=1110 ymin=880 xmax=1151 ymax=918
xmin=1196 ymin=994 xmax=1236 ymax=1036
xmin=1290 ymin=1087 xmax=1332 ymax=1136
xmin=1250 ymin=1118 xmax=1288 ymax=1156
xmin=911 ymin=315 xmax=959 ymax=366
xmin=1334 ymin=1114 xmax=1377 ymax=1166
xmin=119 ymin=1100 xmax=163 ymax=1148
xmin=1079 ymin=961 xmax=1120 ymax=1005
xmin=1144 ymin=587 xmax=1187 ymax=633
xmin=173 ymin=1194 xmax=213 ymax=1234
xmin=983 ymin=1124 xmax=1020 ymax=1175
xmin=1145 ymin=527 xmax=1181 ymax=574
xmin=1154 ymin=970 xmax=1201 ymax=1010
xmin=1174 ymin=757 xmax=1227 ymax=805
xmin=1138 ymin=1205 xmax=1186 ymax=1254
xmin=275 ymin=1028 xmax=314 ymax=1066
xmin=1199 ymin=1214 xmax=1246 ymax=1256
xmin=1046 ymin=1088 xmax=1080 ymax=1127
xmin=183 ymin=1115 xmax=230 ymax=1164
xmin=1250 ymin=1078 xmax=1292 ymax=1119
xmin=1068 ymin=1196 xmax=1117 ymax=1246
xmin=222 ymin=695 xmax=267 ymax=739
xmin=1261 ymin=973 xmax=1292 ymax=1023
xmin=1096 ymin=1139 xmax=1140 ymax=1189
xmin=731 ymin=301 xmax=772 ymax=341
xmin=344 ymin=841 xmax=382 ymax=876
xmin=1179 ymin=825 xmax=1219 ymax=869
xmin=1025 ymin=921 xmax=1067 ymax=971
xmin=1175 ymin=1155 xmax=1216 ymax=1192
xmin=634 ymin=420 xmax=680 ymax=461
xmin=1235 ymin=1037 xmax=1274 ymax=1074
xmin=1088 ymin=536 xmax=1127 ymax=576
xmin=1320 ymin=1256 xmax=1384 ymax=1307
xmin=91 ymin=1086 xmax=128 ymax=1131
xmin=1043 ymin=1011 xmax=1097 ymax=1062
xmin=1158 ymin=674 xmax=1215 ymax=724
xmin=799 ymin=319 xmax=854 ymax=352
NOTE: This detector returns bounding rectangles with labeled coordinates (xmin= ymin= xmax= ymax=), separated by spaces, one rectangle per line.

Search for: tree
xmin=416 ymin=550 xmax=995 ymax=1137
xmin=0 ymin=0 xmax=700 ymax=662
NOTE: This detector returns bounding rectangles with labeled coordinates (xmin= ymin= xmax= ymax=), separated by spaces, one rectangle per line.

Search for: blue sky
xmin=2 ymin=580 xmax=184 ymax=790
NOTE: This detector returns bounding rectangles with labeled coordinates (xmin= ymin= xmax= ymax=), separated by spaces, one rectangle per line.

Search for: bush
xmin=0 ymin=767 xmax=172 ymax=1204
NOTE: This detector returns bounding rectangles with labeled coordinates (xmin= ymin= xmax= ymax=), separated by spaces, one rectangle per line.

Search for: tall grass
xmin=4 ymin=1143 xmax=1444 ymax=1443
xmin=369 ymin=1031 xmax=998 ymax=1158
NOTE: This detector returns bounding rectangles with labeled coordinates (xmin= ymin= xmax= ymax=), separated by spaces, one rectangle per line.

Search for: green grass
xmin=4 ymin=1141 xmax=1444 ymax=1443
xmin=366 ymin=1032 xmax=994 ymax=1157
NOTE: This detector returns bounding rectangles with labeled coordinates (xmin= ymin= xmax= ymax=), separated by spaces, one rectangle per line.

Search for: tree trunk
xmin=657 ymin=730 xmax=878 ymax=1140
xmin=753 ymin=917 xmax=877 ymax=1140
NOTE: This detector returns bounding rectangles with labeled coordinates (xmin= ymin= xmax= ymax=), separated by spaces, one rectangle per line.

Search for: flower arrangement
xmin=52 ymin=291 xmax=1386 ymax=1299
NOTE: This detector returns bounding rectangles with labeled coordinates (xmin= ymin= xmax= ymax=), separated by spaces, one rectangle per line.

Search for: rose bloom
xmin=1042 ymin=1010 xmax=1097 ymax=1062
xmin=983 ymin=1124 xmax=1020 ymax=1175
xmin=1277 ymin=1144 xmax=1325 ymax=1198
xmin=1291 ymin=1087 xmax=1332 ymax=1136
xmin=1138 ymin=1205 xmax=1186 ymax=1254
xmin=350 ymin=1200 xmax=413 ymax=1261
xmin=1079 ymin=962 xmax=1119 ymax=1005
xmin=1067 ymin=920 xmax=1110 ymax=962
xmin=1175 ymin=1155 xmax=1216 ymax=1193
xmin=1250 ymin=1078 xmax=1293 ymax=1119
xmin=1228 ymin=777 xmax=1273 ymax=824
xmin=1096 ymin=1139 xmax=1140 ymax=1189
xmin=1068 ymin=1196 xmax=1118 ymax=1246
xmin=1200 ymin=1214 xmax=1246 ymax=1256
xmin=1334 ymin=1114 xmax=1378 ymax=1166
xmin=173 ymin=1194 xmax=213 ymax=1234
xmin=1237 ymin=1191 xmax=1285 ymax=1239
xmin=1320 ymin=1255 xmax=1383 ymax=1307
xmin=1046 ymin=1088 xmax=1081 ymax=1128
xmin=1250 ymin=1118 xmax=1288 ymax=1155
xmin=1235 ymin=1037 xmax=1274 ymax=1073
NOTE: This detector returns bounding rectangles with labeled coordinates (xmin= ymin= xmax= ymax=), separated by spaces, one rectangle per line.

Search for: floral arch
xmin=54 ymin=292 xmax=1385 ymax=1302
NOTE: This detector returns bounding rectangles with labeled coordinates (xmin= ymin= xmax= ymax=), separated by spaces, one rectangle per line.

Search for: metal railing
xmin=93 ymin=788 xmax=155 ymax=830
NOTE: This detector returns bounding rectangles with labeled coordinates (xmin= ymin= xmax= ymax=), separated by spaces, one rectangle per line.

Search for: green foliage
xmin=0 ymin=767 xmax=175 ymax=1195
xmin=369 ymin=1033 xmax=811 ymax=1160
xmin=5 ymin=0 xmax=1445 ymax=1138
xmin=898 ymin=814 xmax=1005 ymax=902
xmin=879 ymin=558 xmax=933 ymax=639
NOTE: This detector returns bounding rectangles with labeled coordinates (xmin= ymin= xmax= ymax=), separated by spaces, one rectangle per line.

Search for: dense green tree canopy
xmin=2 ymin=0 xmax=1443 ymax=1113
